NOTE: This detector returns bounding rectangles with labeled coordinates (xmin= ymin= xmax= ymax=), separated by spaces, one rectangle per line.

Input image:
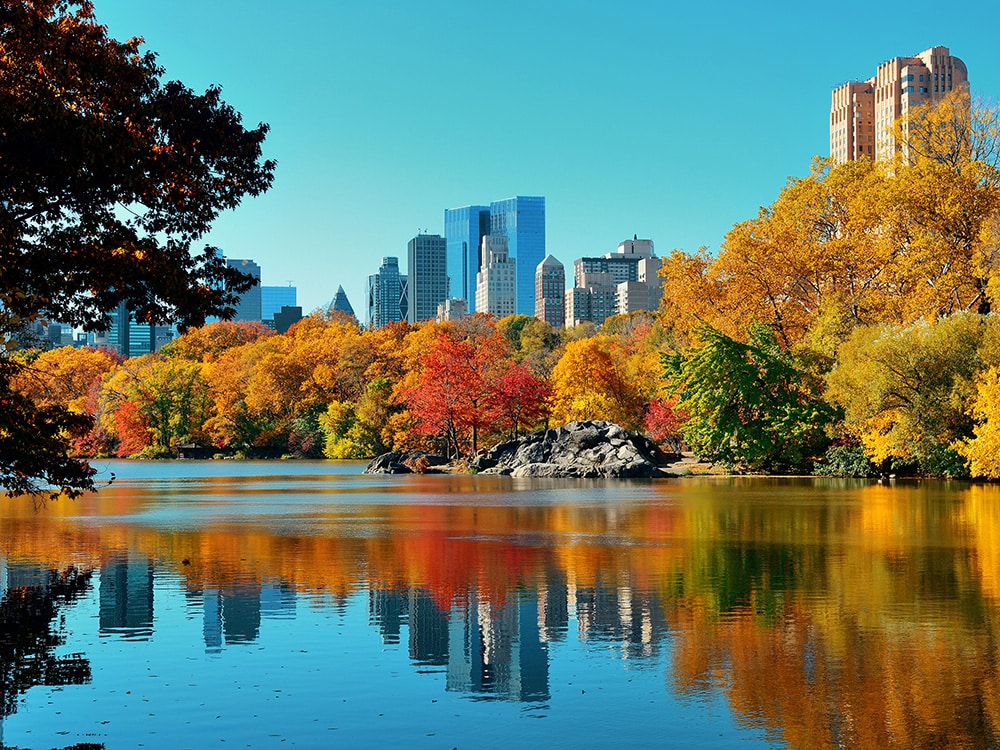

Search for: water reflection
xmin=3 ymin=469 xmax=1000 ymax=747
xmin=0 ymin=565 xmax=97 ymax=748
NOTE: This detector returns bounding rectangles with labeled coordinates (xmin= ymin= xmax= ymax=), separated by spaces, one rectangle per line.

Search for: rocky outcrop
xmin=470 ymin=421 xmax=674 ymax=478
xmin=363 ymin=451 xmax=449 ymax=474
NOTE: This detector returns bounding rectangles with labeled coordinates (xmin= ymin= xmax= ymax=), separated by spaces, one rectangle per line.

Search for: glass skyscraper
xmin=225 ymin=258 xmax=262 ymax=322
xmin=367 ymin=257 xmax=408 ymax=329
xmin=444 ymin=205 xmax=490 ymax=313
xmin=490 ymin=196 xmax=545 ymax=317
xmin=261 ymin=285 xmax=297 ymax=322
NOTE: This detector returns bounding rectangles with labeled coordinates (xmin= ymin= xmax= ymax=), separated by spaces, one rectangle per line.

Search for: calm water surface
xmin=2 ymin=461 xmax=999 ymax=749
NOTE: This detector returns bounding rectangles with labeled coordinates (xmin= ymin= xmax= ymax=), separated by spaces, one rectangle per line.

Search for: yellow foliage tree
xmin=959 ymin=367 xmax=1000 ymax=478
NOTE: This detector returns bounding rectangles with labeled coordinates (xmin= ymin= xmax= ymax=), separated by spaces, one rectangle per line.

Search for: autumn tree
xmin=825 ymin=312 xmax=991 ymax=475
xmin=549 ymin=334 xmax=648 ymax=431
xmin=0 ymin=0 xmax=274 ymax=495
xmin=160 ymin=320 xmax=272 ymax=363
xmin=100 ymin=354 xmax=211 ymax=456
xmin=401 ymin=324 xmax=514 ymax=457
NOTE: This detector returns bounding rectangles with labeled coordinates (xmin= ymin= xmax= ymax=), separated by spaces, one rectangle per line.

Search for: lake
xmin=1 ymin=461 xmax=998 ymax=749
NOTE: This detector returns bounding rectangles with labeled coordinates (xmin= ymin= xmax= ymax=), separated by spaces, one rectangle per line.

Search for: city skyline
xmin=92 ymin=1 xmax=1000 ymax=316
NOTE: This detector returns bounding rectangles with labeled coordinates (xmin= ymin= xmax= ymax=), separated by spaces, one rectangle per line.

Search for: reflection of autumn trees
xmin=7 ymin=480 xmax=1000 ymax=745
xmin=0 ymin=568 xmax=94 ymax=722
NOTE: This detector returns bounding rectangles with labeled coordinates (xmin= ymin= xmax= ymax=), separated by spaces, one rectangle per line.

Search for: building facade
xmin=367 ymin=256 xmax=408 ymax=329
xmin=831 ymin=46 xmax=968 ymax=164
xmin=444 ymin=205 xmax=491 ymax=313
xmin=261 ymin=285 xmax=297 ymax=323
xmin=490 ymin=196 xmax=545 ymax=317
xmin=436 ymin=297 xmax=468 ymax=322
xmin=407 ymin=234 xmax=449 ymax=324
xmin=91 ymin=301 xmax=174 ymax=357
xmin=566 ymin=238 xmax=659 ymax=326
xmin=330 ymin=285 xmax=356 ymax=319
xmin=475 ymin=235 xmax=517 ymax=318
xmin=535 ymin=254 xmax=565 ymax=329
xmin=225 ymin=258 xmax=262 ymax=323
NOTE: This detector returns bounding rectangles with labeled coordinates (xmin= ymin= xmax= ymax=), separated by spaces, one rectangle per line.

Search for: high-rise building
xmin=330 ymin=285 xmax=356 ymax=319
xmin=535 ymin=254 xmax=565 ymax=329
xmin=437 ymin=298 xmax=468 ymax=322
xmin=490 ymin=196 xmax=545 ymax=317
xmin=567 ymin=238 xmax=659 ymax=327
xmin=407 ymin=234 xmax=448 ymax=324
xmin=444 ymin=205 xmax=491 ymax=313
xmin=831 ymin=46 xmax=968 ymax=164
xmin=225 ymin=258 xmax=262 ymax=322
xmin=368 ymin=256 xmax=408 ymax=329
xmin=475 ymin=235 xmax=517 ymax=318
xmin=261 ymin=285 xmax=297 ymax=322
xmin=90 ymin=301 xmax=174 ymax=357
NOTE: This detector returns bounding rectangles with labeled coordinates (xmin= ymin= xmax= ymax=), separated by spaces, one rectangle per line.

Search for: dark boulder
xmin=474 ymin=421 xmax=675 ymax=479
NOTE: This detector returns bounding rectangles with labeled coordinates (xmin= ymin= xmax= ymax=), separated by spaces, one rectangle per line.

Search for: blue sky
xmin=95 ymin=0 xmax=1000 ymax=318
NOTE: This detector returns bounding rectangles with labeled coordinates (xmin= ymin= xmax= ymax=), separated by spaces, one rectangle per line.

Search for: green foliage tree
xmin=0 ymin=0 xmax=274 ymax=495
xmin=663 ymin=324 xmax=835 ymax=472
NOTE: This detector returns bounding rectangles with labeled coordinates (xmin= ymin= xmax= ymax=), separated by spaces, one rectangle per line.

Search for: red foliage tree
xmin=402 ymin=330 xmax=512 ymax=457
xmin=489 ymin=362 xmax=551 ymax=440
xmin=643 ymin=397 xmax=688 ymax=453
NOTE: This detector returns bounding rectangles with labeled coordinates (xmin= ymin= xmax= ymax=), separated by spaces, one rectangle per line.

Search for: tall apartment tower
xmin=444 ymin=206 xmax=491 ymax=313
xmin=490 ymin=196 xmax=545 ymax=317
xmin=831 ymin=46 xmax=968 ymax=164
xmin=475 ymin=235 xmax=517 ymax=318
xmin=406 ymin=234 xmax=449 ymax=324
xmin=535 ymin=254 xmax=565 ymax=329
xmin=225 ymin=258 xmax=262 ymax=322
xmin=368 ymin=256 xmax=408 ymax=329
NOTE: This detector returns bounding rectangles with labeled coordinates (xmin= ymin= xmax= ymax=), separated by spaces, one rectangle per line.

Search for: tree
xmin=488 ymin=363 xmax=551 ymax=440
xmin=826 ymin=312 xmax=989 ymax=475
xmin=0 ymin=1 xmax=275 ymax=495
xmin=959 ymin=367 xmax=1000 ymax=478
xmin=549 ymin=335 xmax=647 ymax=431
xmin=401 ymin=327 xmax=511 ymax=457
xmin=663 ymin=324 xmax=835 ymax=472
xmin=100 ymin=354 xmax=211 ymax=456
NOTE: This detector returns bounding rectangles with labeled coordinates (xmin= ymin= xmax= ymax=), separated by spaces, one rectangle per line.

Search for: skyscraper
xmin=261 ymin=285 xmax=297 ymax=322
xmin=407 ymin=234 xmax=449 ymax=324
xmin=535 ymin=254 xmax=565 ymax=329
xmin=330 ymin=285 xmax=356 ymax=319
xmin=225 ymin=257 xmax=262 ymax=322
xmin=368 ymin=256 xmax=408 ymax=329
xmin=444 ymin=205 xmax=491 ymax=312
xmin=490 ymin=196 xmax=545 ymax=317
xmin=475 ymin=235 xmax=517 ymax=318
xmin=831 ymin=46 xmax=968 ymax=164
xmin=567 ymin=238 xmax=659 ymax=327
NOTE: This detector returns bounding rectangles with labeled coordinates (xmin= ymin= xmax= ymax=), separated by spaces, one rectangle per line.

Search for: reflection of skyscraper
xmin=193 ymin=582 xmax=274 ymax=652
xmin=369 ymin=588 xmax=449 ymax=666
xmin=202 ymin=588 xmax=222 ymax=653
xmin=539 ymin=567 xmax=569 ymax=643
xmin=99 ymin=552 xmax=154 ymax=639
xmin=574 ymin=578 xmax=669 ymax=660
xmin=446 ymin=587 xmax=549 ymax=701
xmin=260 ymin=581 xmax=296 ymax=620
xmin=369 ymin=588 xmax=406 ymax=645
xmin=408 ymin=593 xmax=449 ymax=667
xmin=221 ymin=584 xmax=262 ymax=643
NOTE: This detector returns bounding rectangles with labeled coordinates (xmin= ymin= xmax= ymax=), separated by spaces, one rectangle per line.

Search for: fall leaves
xmin=12 ymin=313 xmax=676 ymax=465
